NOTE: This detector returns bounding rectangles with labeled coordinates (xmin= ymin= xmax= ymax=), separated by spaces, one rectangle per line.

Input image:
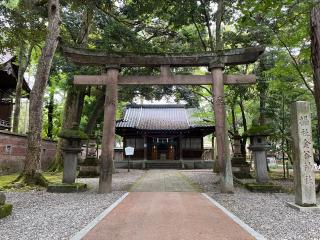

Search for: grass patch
xmin=0 ymin=174 xmax=18 ymax=190
xmin=0 ymin=171 xmax=63 ymax=191
xmin=43 ymin=172 xmax=63 ymax=183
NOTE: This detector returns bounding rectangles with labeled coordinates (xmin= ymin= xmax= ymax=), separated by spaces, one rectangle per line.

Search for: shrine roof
xmin=0 ymin=52 xmax=31 ymax=96
xmin=116 ymin=104 xmax=213 ymax=131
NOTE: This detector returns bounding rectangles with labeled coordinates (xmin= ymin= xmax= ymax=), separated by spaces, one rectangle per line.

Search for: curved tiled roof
xmin=116 ymin=104 xmax=213 ymax=130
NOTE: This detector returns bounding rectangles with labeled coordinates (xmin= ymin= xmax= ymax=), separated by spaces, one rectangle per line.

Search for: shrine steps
xmin=145 ymin=160 xmax=182 ymax=169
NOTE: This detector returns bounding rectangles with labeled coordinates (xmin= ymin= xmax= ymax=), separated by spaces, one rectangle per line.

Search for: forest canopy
xmin=0 ymin=0 xmax=318 ymax=165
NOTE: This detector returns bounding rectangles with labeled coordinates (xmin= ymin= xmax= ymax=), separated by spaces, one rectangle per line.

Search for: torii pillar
xmin=210 ymin=62 xmax=234 ymax=193
xmin=99 ymin=65 xmax=119 ymax=193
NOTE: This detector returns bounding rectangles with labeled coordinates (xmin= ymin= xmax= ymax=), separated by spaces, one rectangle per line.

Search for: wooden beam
xmin=74 ymin=74 xmax=256 ymax=86
xmin=63 ymin=46 xmax=265 ymax=67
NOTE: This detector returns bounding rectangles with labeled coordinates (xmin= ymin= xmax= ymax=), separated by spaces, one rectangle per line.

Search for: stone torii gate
xmin=63 ymin=46 xmax=264 ymax=193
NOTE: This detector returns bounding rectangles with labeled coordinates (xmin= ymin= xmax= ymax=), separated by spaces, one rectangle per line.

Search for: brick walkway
xmin=75 ymin=170 xmax=262 ymax=240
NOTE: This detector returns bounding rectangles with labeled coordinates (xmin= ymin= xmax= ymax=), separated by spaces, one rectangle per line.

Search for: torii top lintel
xmin=62 ymin=46 xmax=265 ymax=68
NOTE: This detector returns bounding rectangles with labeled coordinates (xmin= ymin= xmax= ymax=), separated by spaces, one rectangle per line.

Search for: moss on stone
xmin=244 ymin=124 xmax=274 ymax=136
xmin=245 ymin=182 xmax=283 ymax=193
xmin=47 ymin=182 xmax=87 ymax=193
xmin=78 ymin=170 xmax=100 ymax=178
xmin=58 ymin=129 xmax=88 ymax=140
xmin=0 ymin=203 xmax=13 ymax=219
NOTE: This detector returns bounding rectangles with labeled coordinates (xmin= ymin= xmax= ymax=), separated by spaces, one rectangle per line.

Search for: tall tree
xmin=311 ymin=5 xmax=320 ymax=191
xmin=21 ymin=0 xmax=60 ymax=185
xmin=12 ymin=42 xmax=33 ymax=133
xmin=51 ymin=4 xmax=94 ymax=170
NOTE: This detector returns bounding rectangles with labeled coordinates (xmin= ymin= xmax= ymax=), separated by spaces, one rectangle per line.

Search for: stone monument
xmin=248 ymin=132 xmax=269 ymax=183
xmin=231 ymin=133 xmax=251 ymax=178
xmin=287 ymin=101 xmax=319 ymax=211
xmin=78 ymin=135 xmax=100 ymax=177
xmin=244 ymin=123 xmax=281 ymax=192
xmin=47 ymin=124 xmax=88 ymax=193
xmin=60 ymin=124 xmax=87 ymax=184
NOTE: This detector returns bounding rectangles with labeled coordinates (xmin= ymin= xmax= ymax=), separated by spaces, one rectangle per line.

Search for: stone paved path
xmin=78 ymin=170 xmax=260 ymax=240
xmin=130 ymin=170 xmax=197 ymax=192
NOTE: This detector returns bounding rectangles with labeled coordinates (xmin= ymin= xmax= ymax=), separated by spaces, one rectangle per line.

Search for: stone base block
xmin=78 ymin=165 xmax=100 ymax=178
xmin=0 ymin=203 xmax=13 ymax=219
xmin=232 ymin=158 xmax=251 ymax=179
xmin=245 ymin=182 xmax=282 ymax=193
xmin=232 ymin=167 xmax=252 ymax=179
xmin=80 ymin=157 xmax=99 ymax=166
xmin=286 ymin=202 xmax=320 ymax=212
xmin=47 ymin=183 xmax=87 ymax=193
xmin=232 ymin=166 xmax=252 ymax=178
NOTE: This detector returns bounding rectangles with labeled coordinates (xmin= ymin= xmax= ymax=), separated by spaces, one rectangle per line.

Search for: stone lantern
xmin=231 ymin=133 xmax=251 ymax=178
xmin=78 ymin=134 xmax=100 ymax=177
xmin=247 ymin=128 xmax=270 ymax=183
xmin=59 ymin=124 xmax=88 ymax=184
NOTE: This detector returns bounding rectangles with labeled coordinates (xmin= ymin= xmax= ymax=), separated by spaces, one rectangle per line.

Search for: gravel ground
xmin=0 ymin=169 xmax=145 ymax=240
xmin=181 ymin=170 xmax=320 ymax=240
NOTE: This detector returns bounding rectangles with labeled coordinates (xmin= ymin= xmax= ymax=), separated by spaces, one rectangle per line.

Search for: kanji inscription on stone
xmin=291 ymin=101 xmax=316 ymax=206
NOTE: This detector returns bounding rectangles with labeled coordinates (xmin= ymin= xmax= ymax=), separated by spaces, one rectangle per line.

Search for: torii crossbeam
xmin=62 ymin=46 xmax=264 ymax=194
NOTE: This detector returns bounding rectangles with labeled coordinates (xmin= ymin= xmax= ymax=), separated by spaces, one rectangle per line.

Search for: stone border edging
xmin=202 ymin=193 xmax=266 ymax=240
xmin=70 ymin=192 xmax=130 ymax=240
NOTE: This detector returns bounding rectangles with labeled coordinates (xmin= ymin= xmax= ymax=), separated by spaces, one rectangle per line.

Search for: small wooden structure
xmin=116 ymin=104 xmax=214 ymax=161
xmin=0 ymin=52 xmax=30 ymax=130
xmin=62 ymin=46 xmax=264 ymax=193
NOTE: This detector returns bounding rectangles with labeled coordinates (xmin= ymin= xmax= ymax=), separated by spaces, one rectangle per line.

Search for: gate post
xmin=210 ymin=62 xmax=234 ymax=193
xmin=99 ymin=65 xmax=119 ymax=193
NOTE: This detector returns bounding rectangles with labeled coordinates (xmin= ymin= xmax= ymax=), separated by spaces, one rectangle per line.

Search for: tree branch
xmin=191 ymin=15 xmax=207 ymax=51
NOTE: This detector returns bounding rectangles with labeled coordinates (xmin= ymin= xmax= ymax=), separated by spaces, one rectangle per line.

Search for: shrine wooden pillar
xmin=99 ymin=66 xmax=119 ymax=193
xmin=210 ymin=63 xmax=234 ymax=193
xmin=143 ymin=134 xmax=147 ymax=160
xmin=179 ymin=134 xmax=183 ymax=160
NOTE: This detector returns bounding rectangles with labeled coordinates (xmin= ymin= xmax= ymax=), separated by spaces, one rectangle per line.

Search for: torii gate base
xmin=63 ymin=46 xmax=264 ymax=193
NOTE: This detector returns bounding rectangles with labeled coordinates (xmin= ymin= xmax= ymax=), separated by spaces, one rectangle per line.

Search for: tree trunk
xmin=200 ymin=0 xmax=214 ymax=51
xmin=47 ymin=80 xmax=54 ymax=139
xmin=12 ymin=43 xmax=33 ymax=133
xmin=51 ymin=88 xmax=83 ymax=170
xmin=259 ymin=83 xmax=267 ymax=125
xmin=311 ymin=5 xmax=320 ymax=191
xmin=239 ymin=99 xmax=247 ymax=158
xmin=231 ymin=104 xmax=237 ymax=133
xmin=22 ymin=0 xmax=60 ymax=185
xmin=215 ymin=0 xmax=224 ymax=51
xmin=311 ymin=5 xmax=320 ymax=161
xmin=85 ymin=91 xmax=105 ymax=134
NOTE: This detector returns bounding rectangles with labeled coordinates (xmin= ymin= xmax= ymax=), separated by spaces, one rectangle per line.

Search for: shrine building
xmin=116 ymin=104 xmax=214 ymax=162
xmin=0 ymin=52 xmax=30 ymax=130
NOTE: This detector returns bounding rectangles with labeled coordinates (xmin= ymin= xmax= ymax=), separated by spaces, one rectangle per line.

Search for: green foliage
xmin=245 ymin=124 xmax=274 ymax=136
xmin=1 ymin=0 xmax=320 ymax=164
xmin=0 ymin=203 xmax=13 ymax=219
